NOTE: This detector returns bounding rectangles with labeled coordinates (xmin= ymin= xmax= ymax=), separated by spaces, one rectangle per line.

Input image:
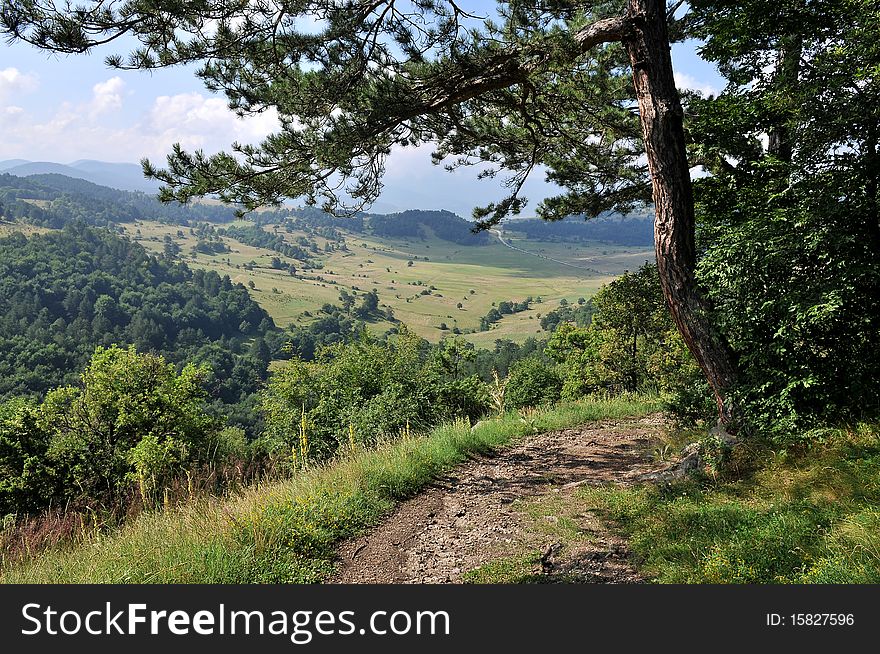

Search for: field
xmin=0 ymin=219 xmax=51 ymax=238
xmin=124 ymin=219 xmax=653 ymax=343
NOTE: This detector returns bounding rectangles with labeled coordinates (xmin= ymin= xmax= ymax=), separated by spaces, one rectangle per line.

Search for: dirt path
xmin=332 ymin=415 xmax=665 ymax=584
xmin=489 ymin=228 xmax=603 ymax=274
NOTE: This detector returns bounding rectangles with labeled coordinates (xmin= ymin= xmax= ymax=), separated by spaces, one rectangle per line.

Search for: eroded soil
xmin=332 ymin=415 xmax=666 ymax=584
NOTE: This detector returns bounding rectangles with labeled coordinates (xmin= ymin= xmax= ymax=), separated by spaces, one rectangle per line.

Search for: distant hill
xmin=368 ymin=209 xmax=491 ymax=246
xmin=506 ymin=214 xmax=655 ymax=246
xmin=0 ymin=173 xmax=237 ymax=227
xmin=0 ymin=159 xmax=31 ymax=171
xmin=0 ymin=166 xmax=653 ymax=247
xmin=0 ymin=159 xmax=161 ymax=193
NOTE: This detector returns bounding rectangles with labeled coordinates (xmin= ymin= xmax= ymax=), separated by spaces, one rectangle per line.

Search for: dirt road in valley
xmin=331 ymin=415 xmax=666 ymax=584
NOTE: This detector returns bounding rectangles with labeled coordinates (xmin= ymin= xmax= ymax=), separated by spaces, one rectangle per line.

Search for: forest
xmin=509 ymin=216 xmax=654 ymax=246
xmin=0 ymin=224 xmax=282 ymax=431
xmin=0 ymin=173 xmax=239 ymax=226
xmin=369 ymin=210 xmax=493 ymax=245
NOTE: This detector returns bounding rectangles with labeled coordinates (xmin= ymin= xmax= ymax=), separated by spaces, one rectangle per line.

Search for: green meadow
xmin=124 ymin=219 xmax=653 ymax=342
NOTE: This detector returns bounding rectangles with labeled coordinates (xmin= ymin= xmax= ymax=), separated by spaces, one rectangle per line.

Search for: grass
xmin=580 ymin=422 xmax=880 ymax=583
xmin=121 ymin=220 xmax=652 ymax=341
xmin=462 ymin=552 xmax=546 ymax=584
xmin=0 ymin=219 xmax=51 ymax=238
xmin=0 ymin=395 xmax=659 ymax=583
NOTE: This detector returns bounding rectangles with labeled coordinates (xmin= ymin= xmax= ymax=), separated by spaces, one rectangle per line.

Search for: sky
xmin=0 ymin=5 xmax=723 ymax=216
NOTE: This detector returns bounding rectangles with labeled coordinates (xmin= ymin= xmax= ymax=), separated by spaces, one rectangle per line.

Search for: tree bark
xmin=768 ymin=34 xmax=802 ymax=162
xmin=623 ymin=0 xmax=740 ymax=428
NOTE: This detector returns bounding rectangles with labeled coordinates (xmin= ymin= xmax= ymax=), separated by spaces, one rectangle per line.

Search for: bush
xmin=0 ymin=399 xmax=55 ymax=514
xmin=261 ymin=329 xmax=490 ymax=460
xmin=1 ymin=346 xmax=223 ymax=514
xmin=51 ymin=346 xmax=221 ymax=503
xmin=542 ymin=265 xmax=713 ymax=420
xmin=505 ymin=356 xmax=562 ymax=409
xmin=437 ymin=376 xmax=491 ymax=423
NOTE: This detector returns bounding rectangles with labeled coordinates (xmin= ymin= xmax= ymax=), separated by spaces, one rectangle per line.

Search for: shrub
xmin=437 ymin=376 xmax=491 ymax=422
xmin=0 ymin=399 xmax=55 ymax=514
xmin=261 ymin=329 xmax=473 ymax=458
xmin=41 ymin=346 xmax=222 ymax=508
xmin=505 ymin=355 xmax=562 ymax=409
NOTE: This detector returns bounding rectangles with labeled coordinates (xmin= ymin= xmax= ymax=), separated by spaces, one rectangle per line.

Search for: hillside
xmin=0 ymin=172 xmax=655 ymax=344
xmin=0 ymin=173 xmax=238 ymax=226
xmin=368 ymin=209 xmax=492 ymax=245
xmin=0 ymin=223 xmax=278 ymax=430
xmin=505 ymin=214 xmax=654 ymax=247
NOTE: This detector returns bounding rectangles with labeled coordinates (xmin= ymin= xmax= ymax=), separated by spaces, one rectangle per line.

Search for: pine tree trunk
xmin=623 ymin=0 xmax=740 ymax=427
xmin=768 ymin=34 xmax=802 ymax=162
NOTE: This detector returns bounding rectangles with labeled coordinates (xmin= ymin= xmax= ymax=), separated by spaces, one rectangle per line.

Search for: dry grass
xmin=121 ymin=220 xmax=652 ymax=341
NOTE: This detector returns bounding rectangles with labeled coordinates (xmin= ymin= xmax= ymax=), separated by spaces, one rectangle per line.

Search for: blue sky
xmin=0 ymin=6 xmax=723 ymax=215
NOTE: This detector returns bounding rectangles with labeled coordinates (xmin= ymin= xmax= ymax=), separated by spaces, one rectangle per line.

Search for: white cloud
xmin=379 ymin=142 xmax=557 ymax=216
xmin=0 ymin=89 xmax=280 ymax=163
xmin=144 ymin=92 xmax=279 ymax=154
xmin=0 ymin=67 xmax=39 ymax=104
xmin=674 ymin=72 xmax=719 ymax=97
xmin=89 ymin=77 xmax=125 ymax=117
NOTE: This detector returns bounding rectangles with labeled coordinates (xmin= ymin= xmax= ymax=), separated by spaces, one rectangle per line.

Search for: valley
xmin=122 ymin=218 xmax=653 ymax=344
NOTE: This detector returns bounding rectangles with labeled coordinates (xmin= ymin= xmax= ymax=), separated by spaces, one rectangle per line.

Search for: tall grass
xmin=1 ymin=394 xmax=659 ymax=583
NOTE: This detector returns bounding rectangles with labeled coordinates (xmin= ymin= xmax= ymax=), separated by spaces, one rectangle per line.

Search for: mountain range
xmin=0 ymin=158 xmax=547 ymax=215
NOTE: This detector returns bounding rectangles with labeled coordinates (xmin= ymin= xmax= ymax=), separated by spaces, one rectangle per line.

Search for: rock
xmin=708 ymin=422 xmax=738 ymax=446
xmin=638 ymin=442 xmax=704 ymax=483
xmin=540 ymin=542 xmax=563 ymax=572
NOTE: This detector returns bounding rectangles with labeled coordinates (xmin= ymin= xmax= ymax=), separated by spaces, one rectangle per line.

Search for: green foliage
xmin=696 ymin=164 xmax=880 ymax=436
xmin=0 ymin=173 xmax=238 ymax=228
xmin=545 ymin=322 xmax=612 ymax=397
xmin=282 ymin=294 xmax=394 ymax=363
xmin=514 ymin=215 xmax=654 ymax=246
xmin=540 ymin=298 xmax=596 ymax=331
xmin=222 ymin=223 xmax=315 ymax=263
xmin=437 ymin=376 xmax=492 ymax=423
xmin=208 ymin=426 xmax=249 ymax=463
xmin=542 ymin=264 xmax=711 ymax=422
xmin=687 ymin=0 xmax=880 ymax=438
xmin=479 ymin=297 xmax=532 ymax=331
xmin=368 ymin=210 xmax=491 ymax=245
xmin=466 ymin=337 xmax=545 ymax=381
xmin=47 ymin=346 xmax=220 ymax=505
xmin=261 ymin=329 xmax=488 ymax=461
xmin=0 ymin=346 xmax=223 ymax=514
xmin=505 ymin=355 xmax=562 ymax=409
xmin=0 ymin=399 xmax=55 ymax=514
xmin=0 ymin=224 xmax=278 ymax=434
xmin=191 ymin=238 xmax=228 ymax=255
